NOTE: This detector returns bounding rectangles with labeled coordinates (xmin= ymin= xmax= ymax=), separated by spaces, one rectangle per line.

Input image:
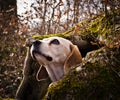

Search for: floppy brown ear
xmin=36 ymin=66 xmax=49 ymax=81
xmin=64 ymin=44 xmax=82 ymax=74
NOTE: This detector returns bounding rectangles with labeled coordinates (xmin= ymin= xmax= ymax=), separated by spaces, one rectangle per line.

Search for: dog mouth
xmin=32 ymin=50 xmax=53 ymax=61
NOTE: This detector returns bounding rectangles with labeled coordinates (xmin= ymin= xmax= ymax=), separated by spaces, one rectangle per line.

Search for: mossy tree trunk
xmin=45 ymin=46 xmax=120 ymax=100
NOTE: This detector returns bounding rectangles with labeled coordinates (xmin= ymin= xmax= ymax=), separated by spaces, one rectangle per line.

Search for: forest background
xmin=0 ymin=0 xmax=120 ymax=99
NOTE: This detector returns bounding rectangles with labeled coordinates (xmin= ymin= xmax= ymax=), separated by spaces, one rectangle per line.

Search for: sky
xmin=17 ymin=0 xmax=34 ymax=15
xmin=17 ymin=0 xmax=42 ymax=26
xmin=17 ymin=0 xmax=68 ymax=26
xmin=17 ymin=0 xmax=104 ymax=27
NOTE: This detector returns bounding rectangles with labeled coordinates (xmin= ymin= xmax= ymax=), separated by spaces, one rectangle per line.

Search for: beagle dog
xmin=30 ymin=37 xmax=82 ymax=82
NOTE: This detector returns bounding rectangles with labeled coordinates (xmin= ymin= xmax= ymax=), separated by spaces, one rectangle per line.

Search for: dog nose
xmin=33 ymin=40 xmax=41 ymax=46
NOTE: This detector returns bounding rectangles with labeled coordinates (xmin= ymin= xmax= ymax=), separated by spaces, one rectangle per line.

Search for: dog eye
xmin=50 ymin=39 xmax=60 ymax=45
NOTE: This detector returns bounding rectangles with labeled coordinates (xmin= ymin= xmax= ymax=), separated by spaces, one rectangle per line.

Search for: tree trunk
xmin=0 ymin=0 xmax=25 ymax=99
xmin=0 ymin=0 xmax=17 ymax=33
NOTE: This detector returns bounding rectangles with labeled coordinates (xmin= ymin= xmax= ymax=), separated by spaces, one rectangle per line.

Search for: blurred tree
xmin=0 ymin=0 xmax=16 ymax=13
xmin=0 ymin=0 xmax=26 ymax=98
xmin=17 ymin=0 xmax=120 ymax=35
xmin=0 ymin=0 xmax=17 ymax=33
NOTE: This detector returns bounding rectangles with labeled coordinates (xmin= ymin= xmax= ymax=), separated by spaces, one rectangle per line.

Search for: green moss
xmin=33 ymin=27 xmax=74 ymax=40
xmin=89 ymin=16 xmax=103 ymax=34
xmin=2 ymin=98 xmax=15 ymax=100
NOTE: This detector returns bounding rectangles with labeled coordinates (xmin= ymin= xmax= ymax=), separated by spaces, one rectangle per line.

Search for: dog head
xmin=30 ymin=37 xmax=82 ymax=82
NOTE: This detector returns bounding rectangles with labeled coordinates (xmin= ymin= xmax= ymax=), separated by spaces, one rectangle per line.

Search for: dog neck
xmin=45 ymin=63 xmax=64 ymax=82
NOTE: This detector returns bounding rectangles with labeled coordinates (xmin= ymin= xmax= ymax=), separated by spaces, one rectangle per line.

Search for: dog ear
xmin=36 ymin=66 xmax=49 ymax=81
xmin=64 ymin=44 xmax=82 ymax=74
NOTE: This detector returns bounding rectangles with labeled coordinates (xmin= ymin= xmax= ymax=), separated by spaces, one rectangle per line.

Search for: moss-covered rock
xmin=45 ymin=46 xmax=120 ymax=100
